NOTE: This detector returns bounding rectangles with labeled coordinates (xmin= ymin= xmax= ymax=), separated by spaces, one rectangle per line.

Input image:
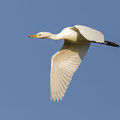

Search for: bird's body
xmin=29 ymin=25 xmax=119 ymax=102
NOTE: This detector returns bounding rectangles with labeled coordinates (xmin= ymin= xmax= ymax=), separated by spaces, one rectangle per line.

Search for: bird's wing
xmin=50 ymin=40 xmax=90 ymax=101
xmin=74 ymin=25 xmax=104 ymax=43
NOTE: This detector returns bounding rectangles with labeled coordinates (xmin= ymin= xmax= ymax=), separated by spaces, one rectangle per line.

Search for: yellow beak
xmin=28 ymin=35 xmax=39 ymax=38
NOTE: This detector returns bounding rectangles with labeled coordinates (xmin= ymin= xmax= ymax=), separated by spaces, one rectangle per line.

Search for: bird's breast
xmin=59 ymin=27 xmax=78 ymax=42
xmin=59 ymin=27 xmax=88 ymax=43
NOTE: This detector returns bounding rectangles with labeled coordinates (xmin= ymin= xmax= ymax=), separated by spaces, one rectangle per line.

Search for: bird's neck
xmin=49 ymin=33 xmax=62 ymax=40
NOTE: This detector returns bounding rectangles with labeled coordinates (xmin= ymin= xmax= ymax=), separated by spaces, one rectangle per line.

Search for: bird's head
xmin=28 ymin=32 xmax=51 ymax=39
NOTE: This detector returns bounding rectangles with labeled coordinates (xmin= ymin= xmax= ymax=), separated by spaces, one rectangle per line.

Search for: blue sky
xmin=0 ymin=0 xmax=120 ymax=120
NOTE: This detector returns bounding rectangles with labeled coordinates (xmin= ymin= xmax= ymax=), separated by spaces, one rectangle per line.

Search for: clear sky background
xmin=0 ymin=0 xmax=120 ymax=120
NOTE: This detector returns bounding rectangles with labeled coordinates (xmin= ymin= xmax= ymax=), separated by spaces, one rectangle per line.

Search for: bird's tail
xmin=95 ymin=41 xmax=120 ymax=47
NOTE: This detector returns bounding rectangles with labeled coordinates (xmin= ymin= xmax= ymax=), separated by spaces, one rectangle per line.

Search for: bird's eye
xmin=39 ymin=34 xmax=41 ymax=36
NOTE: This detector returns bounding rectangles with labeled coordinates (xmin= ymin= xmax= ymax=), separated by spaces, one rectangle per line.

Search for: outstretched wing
xmin=74 ymin=25 xmax=104 ymax=43
xmin=50 ymin=40 xmax=90 ymax=101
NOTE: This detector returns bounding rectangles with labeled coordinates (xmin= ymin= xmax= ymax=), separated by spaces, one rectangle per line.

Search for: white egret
xmin=28 ymin=25 xmax=119 ymax=102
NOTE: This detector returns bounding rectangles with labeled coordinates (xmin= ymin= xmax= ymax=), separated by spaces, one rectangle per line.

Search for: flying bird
xmin=28 ymin=25 xmax=119 ymax=102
